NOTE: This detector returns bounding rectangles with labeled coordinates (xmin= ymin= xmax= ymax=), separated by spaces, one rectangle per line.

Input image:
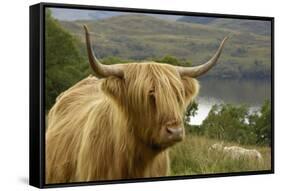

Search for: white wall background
xmin=0 ymin=0 xmax=278 ymax=190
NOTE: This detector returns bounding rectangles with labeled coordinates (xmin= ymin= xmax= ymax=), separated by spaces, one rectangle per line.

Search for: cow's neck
xmin=112 ymin=106 xmax=168 ymax=178
xmin=117 ymin=123 xmax=167 ymax=178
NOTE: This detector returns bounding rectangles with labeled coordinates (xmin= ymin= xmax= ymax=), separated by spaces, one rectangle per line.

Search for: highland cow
xmin=46 ymin=25 xmax=228 ymax=183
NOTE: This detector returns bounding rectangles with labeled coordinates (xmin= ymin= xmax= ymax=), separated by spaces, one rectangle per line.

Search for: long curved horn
xmin=83 ymin=25 xmax=124 ymax=78
xmin=177 ymin=36 xmax=228 ymax=78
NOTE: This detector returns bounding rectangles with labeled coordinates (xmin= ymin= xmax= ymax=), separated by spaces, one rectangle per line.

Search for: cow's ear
xmin=181 ymin=76 xmax=200 ymax=101
xmin=101 ymin=76 xmax=124 ymax=101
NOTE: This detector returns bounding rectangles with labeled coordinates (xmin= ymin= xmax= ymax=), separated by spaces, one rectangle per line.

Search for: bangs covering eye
xmin=148 ymin=87 xmax=155 ymax=95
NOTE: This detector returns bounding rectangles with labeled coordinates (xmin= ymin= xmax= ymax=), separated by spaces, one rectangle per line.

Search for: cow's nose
xmin=166 ymin=127 xmax=183 ymax=142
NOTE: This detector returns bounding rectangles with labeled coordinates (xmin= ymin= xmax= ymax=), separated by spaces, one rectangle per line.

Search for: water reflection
xmin=190 ymin=78 xmax=271 ymax=125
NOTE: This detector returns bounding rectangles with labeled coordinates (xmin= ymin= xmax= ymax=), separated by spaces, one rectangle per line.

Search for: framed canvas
xmin=29 ymin=2 xmax=274 ymax=188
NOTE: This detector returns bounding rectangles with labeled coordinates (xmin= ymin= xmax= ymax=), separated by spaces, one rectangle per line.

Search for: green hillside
xmin=57 ymin=14 xmax=271 ymax=79
xmin=177 ymin=16 xmax=271 ymax=36
xmin=209 ymin=18 xmax=271 ymax=36
xmin=177 ymin=16 xmax=217 ymax=24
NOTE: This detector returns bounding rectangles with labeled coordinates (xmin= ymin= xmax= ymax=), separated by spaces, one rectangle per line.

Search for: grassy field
xmin=169 ymin=134 xmax=271 ymax=176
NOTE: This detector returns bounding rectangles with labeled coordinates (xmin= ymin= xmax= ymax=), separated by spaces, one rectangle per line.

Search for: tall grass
xmin=170 ymin=134 xmax=271 ymax=176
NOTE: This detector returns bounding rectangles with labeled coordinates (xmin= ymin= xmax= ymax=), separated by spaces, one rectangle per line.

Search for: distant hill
xmin=177 ymin=16 xmax=271 ymax=36
xmin=209 ymin=18 xmax=271 ymax=36
xmin=57 ymin=14 xmax=271 ymax=78
xmin=177 ymin=16 xmax=217 ymax=24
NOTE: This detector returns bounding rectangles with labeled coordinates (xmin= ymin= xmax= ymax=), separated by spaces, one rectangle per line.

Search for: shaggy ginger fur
xmin=46 ymin=62 xmax=199 ymax=183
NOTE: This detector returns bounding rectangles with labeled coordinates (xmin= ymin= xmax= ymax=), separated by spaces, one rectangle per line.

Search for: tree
xmin=184 ymin=102 xmax=204 ymax=135
xmin=45 ymin=9 xmax=87 ymax=110
xmin=199 ymin=101 xmax=271 ymax=145
xmin=101 ymin=56 xmax=130 ymax=65
xmin=154 ymin=55 xmax=192 ymax=67
xmin=250 ymin=100 xmax=271 ymax=145
xmin=184 ymin=101 xmax=198 ymax=125
xmin=201 ymin=104 xmax=255 ymax=144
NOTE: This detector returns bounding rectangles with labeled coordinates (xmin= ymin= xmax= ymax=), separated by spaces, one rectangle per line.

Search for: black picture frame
xmin=29 ymin=2 xmax=275 ymax=189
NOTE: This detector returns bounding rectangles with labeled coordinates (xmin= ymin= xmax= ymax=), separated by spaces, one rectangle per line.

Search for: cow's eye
xmin=149 ymin=91 xmax=155 ymax=99
xmin=148 ymin=88 xmax=155 ymax=95
xmin=149 ymin=89 xmax=156 ymax=106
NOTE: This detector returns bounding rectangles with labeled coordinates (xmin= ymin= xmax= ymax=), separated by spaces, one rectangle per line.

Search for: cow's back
xmin=46 ymin=76 xmax=107 ymax=183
